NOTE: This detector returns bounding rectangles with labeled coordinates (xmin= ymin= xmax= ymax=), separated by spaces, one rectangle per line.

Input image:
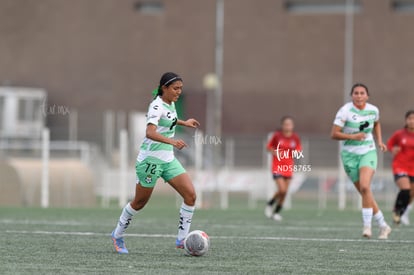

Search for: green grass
xmin=1 ymin=196 xmax=414 ymax=275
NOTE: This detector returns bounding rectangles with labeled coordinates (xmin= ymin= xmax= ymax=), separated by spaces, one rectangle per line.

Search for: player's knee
xmin=184 ymin=192 xmax=197 ymax=206
xmin=279 ymin=189 xmax=287 ymax=198
xmin=359 ymin=185 xmax=370 ymax=195
xmin=131 ymin=197 xmax=149 ymax=210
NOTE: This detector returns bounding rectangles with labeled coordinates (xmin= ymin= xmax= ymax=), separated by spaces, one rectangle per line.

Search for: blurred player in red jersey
xmin=265 ymin=116 xmax=301 ymax=221
xmin=387 ymin=110 xmax=414 ymax=225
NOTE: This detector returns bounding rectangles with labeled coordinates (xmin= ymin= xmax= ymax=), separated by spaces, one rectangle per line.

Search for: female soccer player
xmin=387 ymin=110 xmax=414 ymax=225
xmin=331 ymin=83 xmax=391 ymax=239
xmin=111 ymin=72 xmax=200 ymax=254
xmin=265 ymin=116 xmax=301 ymax=221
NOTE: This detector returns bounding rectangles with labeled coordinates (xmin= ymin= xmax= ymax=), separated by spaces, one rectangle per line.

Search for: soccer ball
xmin=184 ymin=230 xmax=210 ymax=256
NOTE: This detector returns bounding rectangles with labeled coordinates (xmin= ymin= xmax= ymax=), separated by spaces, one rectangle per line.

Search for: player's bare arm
xmin=267 ymin=147 xmax=277 ymax=156
xmin=178 ymin=119 xmax=200 ymax=128
xmin=146 ymin=123 xmax=187 ymax=150
xmin=330 ymin=125 xmax=366 ymax=141
xmin=391 ymin=146 xmax=401 ymax=155
xmin=373 ymin=121 xmax=387 ymax=152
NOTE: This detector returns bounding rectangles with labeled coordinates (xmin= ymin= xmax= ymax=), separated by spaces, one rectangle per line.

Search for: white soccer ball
xmin=184 ymin=230 xmax=210 ymax=256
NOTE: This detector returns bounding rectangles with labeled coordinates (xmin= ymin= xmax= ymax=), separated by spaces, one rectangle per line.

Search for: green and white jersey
xmin=333 ymin=102 xmax=379 ymax=155
xmin=137 ymin=96 xmax=178 ymax=163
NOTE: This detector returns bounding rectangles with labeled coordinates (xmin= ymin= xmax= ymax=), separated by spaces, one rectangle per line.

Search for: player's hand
xmin=183 ymin=119 xmax=200 ymax=128
xmin=172 ymin=139 xmax=188 ymax=150
xmin=391 ymin=146 xmax=401 ymax=155
xmin=378 ymin=142 xmax=387 ymax=152
xmin=353 ymin=132 xmax=366 ymax=141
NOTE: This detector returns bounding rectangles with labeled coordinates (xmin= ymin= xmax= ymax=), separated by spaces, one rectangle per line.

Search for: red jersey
xmin=267 ymin=131 xmax=302 ymax=177
xmin=387 ymin=128 xmax=414 ymax=175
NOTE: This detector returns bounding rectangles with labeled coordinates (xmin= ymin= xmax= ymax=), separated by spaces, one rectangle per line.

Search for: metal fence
xmin=0 ymin=108 xmax=398 ymax=210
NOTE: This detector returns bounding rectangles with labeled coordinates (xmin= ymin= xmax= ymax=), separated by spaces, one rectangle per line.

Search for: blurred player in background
xmin=387 ymin=110 xmax=414 ymax=225
xmin=111 ymin=72 xmax=200 ymax=254
xmin=265 ymin=116 xmax=301 ymax=221
xmin=331 ymin=83 xmax=391 ymax=239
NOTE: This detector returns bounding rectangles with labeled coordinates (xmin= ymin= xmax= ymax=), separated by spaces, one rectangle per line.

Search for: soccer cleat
xmin=401 ymin=213 xmax=410 ymax=226
xmin=272 ymin=213 xmax=283 ymax=221
xmin=362 ymin=226 xmax=372 ymax=239
xmin=111 ymin=231 xmax=129 ymax=254
xmin=264 ymin=205 xmax=273 ymax=218
xmin=176 ymin=238 xmax=184 ymax=249
xmin=392 ymin=212 xmax=401 ymax=225
xmin=378 ymin=225 xmax=392 ymax=240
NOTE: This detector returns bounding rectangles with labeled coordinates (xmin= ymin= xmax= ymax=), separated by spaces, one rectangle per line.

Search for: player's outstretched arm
xmin=178 ymin=119 xmax=200 ymax=128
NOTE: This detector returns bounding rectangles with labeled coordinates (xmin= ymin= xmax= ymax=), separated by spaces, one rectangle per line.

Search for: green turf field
xmin=1 ymin=196 xmax=414 ymax=275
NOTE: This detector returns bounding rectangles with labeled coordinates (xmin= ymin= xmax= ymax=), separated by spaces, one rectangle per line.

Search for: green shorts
xmin=341 ymin=150 xmax=377 ymax=183
xmin=136 ymin=157 xmax=186 ymax=188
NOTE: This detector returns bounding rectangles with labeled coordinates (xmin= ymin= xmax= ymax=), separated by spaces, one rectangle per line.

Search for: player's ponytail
xmin=153 ymin=72 xmax=183 ymax=99
xmin=151 ymin=88 xmax=159 ymax=98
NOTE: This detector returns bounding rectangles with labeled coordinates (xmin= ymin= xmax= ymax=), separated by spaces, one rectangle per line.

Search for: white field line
xmin=0 ymin=219 xmax=86 ymax=226
xmin=0 ymin=219 xmax=382 ymax=231
xmin=2 ymin=219 xmax=414 ymax=232
xmin=1 ymin=219 xmax=354 ymax=230
xmin=5 ymin=230 xmax=414 ymax=244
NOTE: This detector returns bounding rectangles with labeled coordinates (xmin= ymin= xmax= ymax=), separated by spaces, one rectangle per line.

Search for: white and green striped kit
xmin=333 ymin=102 xmax=379 ymax=155
xmin=137 ymin=96 xmax=178 ymax=164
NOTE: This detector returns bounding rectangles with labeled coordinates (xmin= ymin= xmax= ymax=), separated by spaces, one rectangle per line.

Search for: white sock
xmin=362 ymin=208 xmax=373 ymax=228
xmin=177 ymin=203 xmax=195 ymax=241
xmin=406 ymin=203 xmax=412 ymax=213
xmin=402 ymin=203 xmax=412 ymax=218
xmin=373 ymin=210 xmax=387 ymax=228
xmin=113 ymin=203 xmax=138 ymax=239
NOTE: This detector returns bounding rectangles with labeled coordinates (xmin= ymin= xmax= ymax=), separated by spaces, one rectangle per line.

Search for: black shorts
xmin=394 ymin=173 xmax=414 ymax=183
xmin=273 ymin=173 xmax=292 ymax=180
